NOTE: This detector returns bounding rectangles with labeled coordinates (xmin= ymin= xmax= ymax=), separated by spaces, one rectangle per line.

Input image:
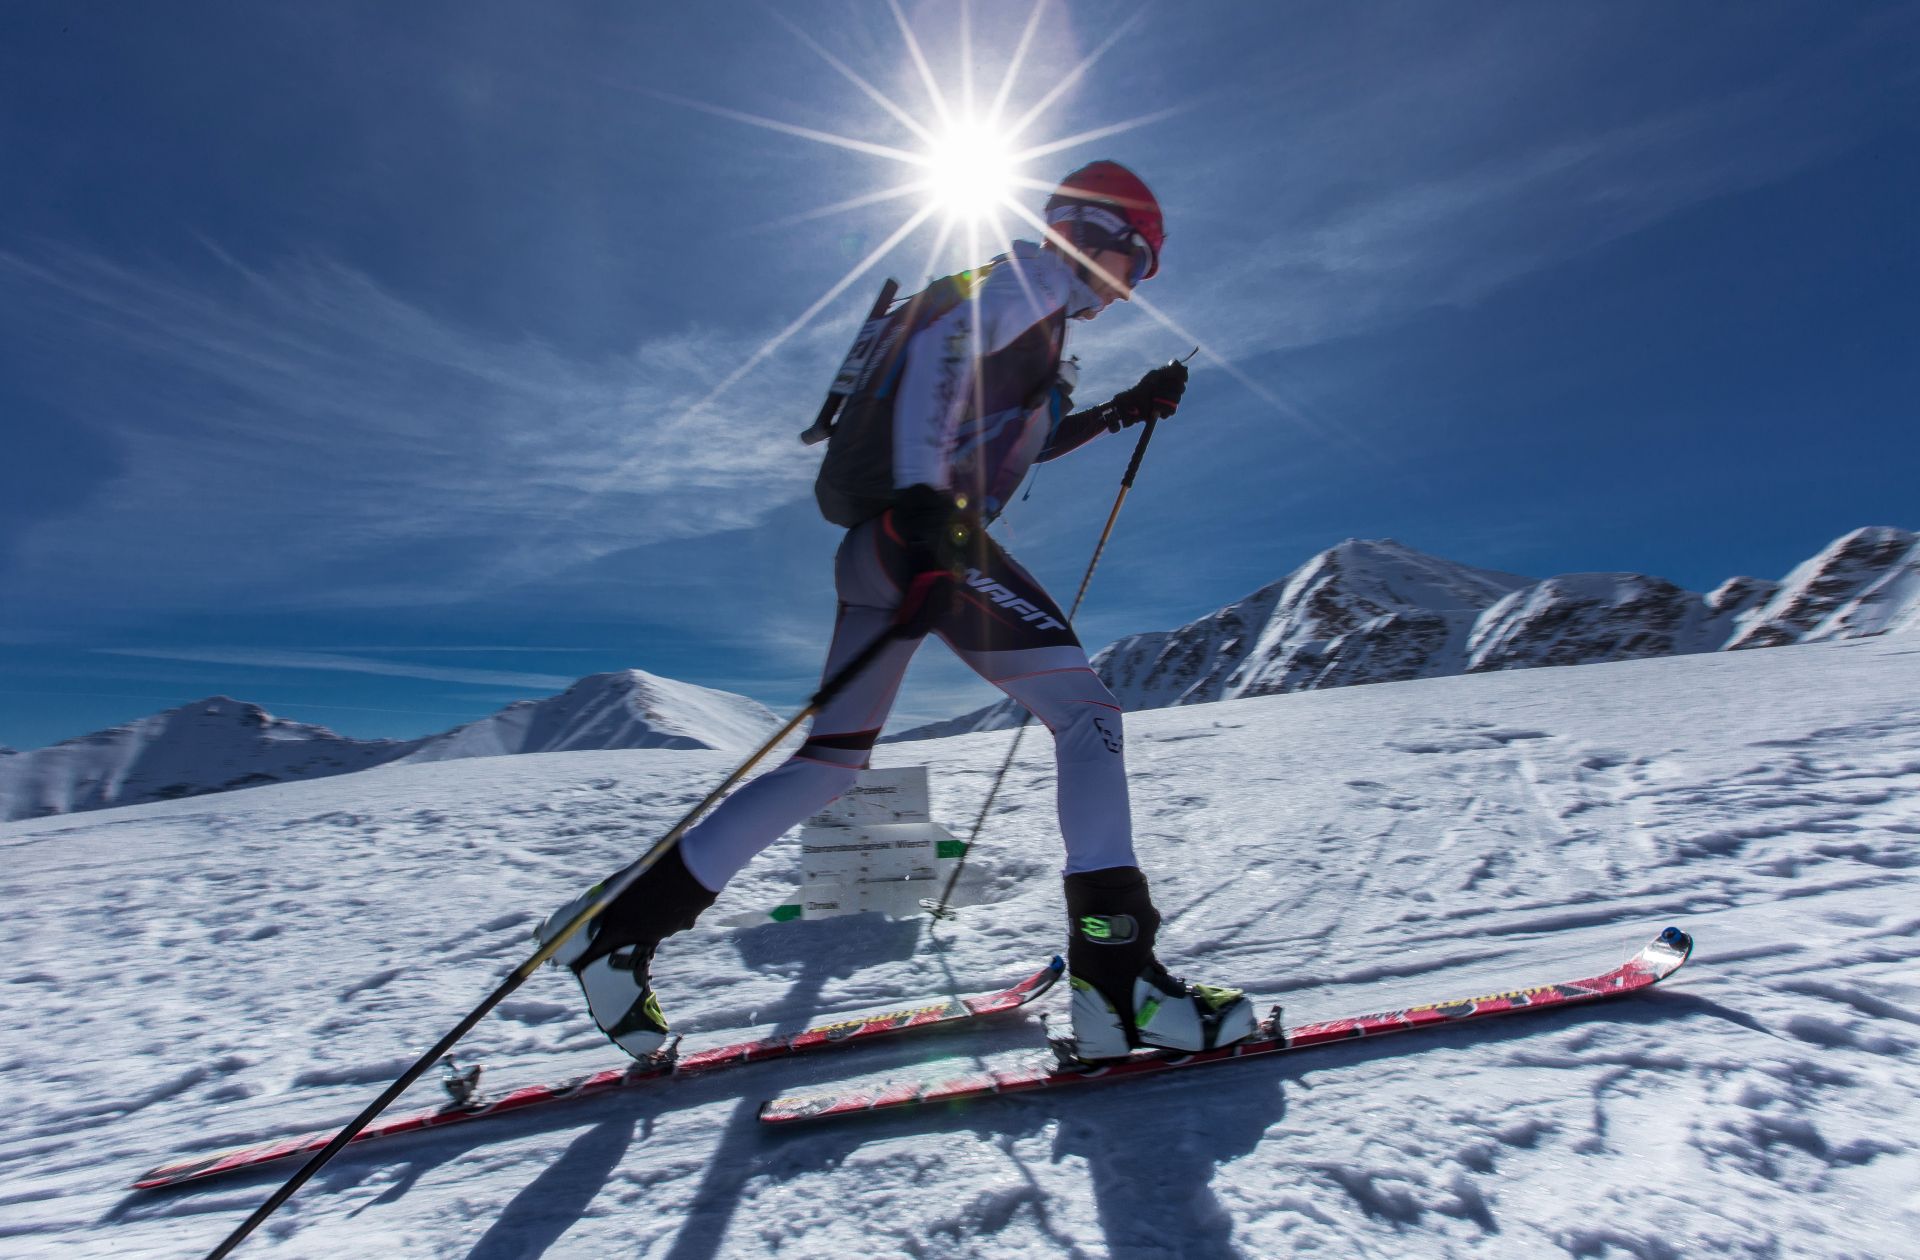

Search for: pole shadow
xmin=655 ymin=911 xmax=926 ymax=1260
xmin=746 ymin=983 xmax=1714 ymax=1254
xmin=747 ymin=1063 xmax=1285 ymax=1258
xmin=1053 ymin=1074 xmax=1285 ymax=1259
xmin=462 ymin=1114 xmax=637 ymax=1260
xmin=118 ymin=935 xmax=1708 ymax=1253
xmin=106 ymin=914 xmax=928 ymax=1253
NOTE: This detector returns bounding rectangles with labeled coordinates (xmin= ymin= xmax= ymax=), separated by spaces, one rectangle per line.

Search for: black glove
xmin=888 ymin=484 xmax=974 ymax=633
xmin=1104 ymin=361 xmax=1188 ymax=430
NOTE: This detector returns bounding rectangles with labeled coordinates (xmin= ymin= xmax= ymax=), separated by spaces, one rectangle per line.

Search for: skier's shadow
xmin=1053 ymin=1076 xmax=1283 ymax=1259
xmin=650 ymin=911 xmax=927 ymax=1260
xmin=747 ymin=1047 xmax=1285 ymax=1259
xmin=708 ymin=921 xmax=1288 ymax=1258
xmin=457 ymin=912 xmax=923 ymax=1260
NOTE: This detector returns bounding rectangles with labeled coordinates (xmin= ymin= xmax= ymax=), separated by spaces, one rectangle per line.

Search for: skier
xmin=538 ymin=160 xmax=1258 ymax=1063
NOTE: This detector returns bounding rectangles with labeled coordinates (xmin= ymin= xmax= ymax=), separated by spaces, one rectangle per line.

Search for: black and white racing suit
xmin=677 ymin=241 xmax=1138 ymax=891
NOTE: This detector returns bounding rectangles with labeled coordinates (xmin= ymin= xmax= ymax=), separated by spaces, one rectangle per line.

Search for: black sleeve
xmin=1038 ymin=402 xmax=1122 ymax=462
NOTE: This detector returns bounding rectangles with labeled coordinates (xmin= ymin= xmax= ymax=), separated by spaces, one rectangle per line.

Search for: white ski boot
xmin=1060 ymin=865 xmax=1259 ymax=1062
xmin=1066 ymin=963 xmax=1259 ymax=1060
xmin=535 ymin=849 xmax=718 ymax=1063
xmin=534 ymin=883 xmax=671 ymax=1060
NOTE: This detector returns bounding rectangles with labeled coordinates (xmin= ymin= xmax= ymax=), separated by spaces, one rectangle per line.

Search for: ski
xmin=758 ymin=928 xmax=1693 ymax=1125
xmin=135 ymin=957 xmax=1062 ymax=1189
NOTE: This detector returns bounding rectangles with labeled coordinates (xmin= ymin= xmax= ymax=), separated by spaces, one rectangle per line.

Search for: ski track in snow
xmin=2 ymin=638 xmax=1918 ymax=1256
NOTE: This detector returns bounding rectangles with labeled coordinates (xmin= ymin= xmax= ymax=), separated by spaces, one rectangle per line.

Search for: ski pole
xmin=926 ymin=410 xmax=1162 ymax=922
xmin=204 ymin=623 xmax=911 ymax=1260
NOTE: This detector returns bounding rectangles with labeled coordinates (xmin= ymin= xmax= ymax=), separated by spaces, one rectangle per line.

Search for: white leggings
xmin=676 ymin=516 xmax=1135 ymax=891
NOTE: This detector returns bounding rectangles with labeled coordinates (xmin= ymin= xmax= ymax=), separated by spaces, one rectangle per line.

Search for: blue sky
xmin=1 ymin=1 xmax=1915 ymax=751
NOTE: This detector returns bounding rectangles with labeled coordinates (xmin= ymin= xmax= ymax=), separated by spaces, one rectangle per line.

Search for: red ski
xmin=135 ymin=957 xmax=1062 ymax=1189
xmin=758 ymin=929 xmax=1692 ymax=1125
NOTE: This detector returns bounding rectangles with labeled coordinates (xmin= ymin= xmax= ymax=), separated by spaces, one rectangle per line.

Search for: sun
xmin=922 ymin=118 xmax=1021 ymax=223
xmin=600 ymin=3 xmax=1301 ymax=469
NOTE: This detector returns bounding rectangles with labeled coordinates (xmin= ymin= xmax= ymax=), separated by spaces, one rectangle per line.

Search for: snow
xmin=2 ymin=634 xmax=1917 ymax=1257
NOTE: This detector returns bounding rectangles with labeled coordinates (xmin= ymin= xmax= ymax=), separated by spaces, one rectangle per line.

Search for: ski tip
xmin=1047 ymin=955 xmax=1066 ymax=977
xmin=1641 ymin=926 xmax=1694 ymax=980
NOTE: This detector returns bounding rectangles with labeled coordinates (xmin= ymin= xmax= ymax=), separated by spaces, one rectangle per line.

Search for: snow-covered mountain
xmin=0 ymin=670 xmax=779 ymax=822
xmin=1726 ymin=525 xmax=1920 ymax=648
xmin=398 ymin=670 xmax=783 ymax=764
xmin=9 ymin=529 xmax=1911 ymax=816
xmin=0 ymin=697 xmax=408 ymax=822
xmin=895 ymin=526 xmax=1918 ymax=740
xmin=4 ymin=633 xmax=1916 ymax=1257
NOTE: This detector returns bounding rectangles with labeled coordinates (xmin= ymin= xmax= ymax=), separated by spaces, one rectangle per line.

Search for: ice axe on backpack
xmin=800 ymin=278 xmax=900 ymax=446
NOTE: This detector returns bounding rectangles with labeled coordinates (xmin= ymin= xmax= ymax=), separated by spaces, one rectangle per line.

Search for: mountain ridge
xmin=890 ymin=525 xmax=1918 ymax=741
xmin=8 ymin=527 xmax=1912 ymax=815
xmin=0 ymin=669 xmax=780 ymax=822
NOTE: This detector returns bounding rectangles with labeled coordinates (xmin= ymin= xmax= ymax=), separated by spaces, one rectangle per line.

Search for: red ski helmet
xmin=1044 ymin=160 xmax=1165 ymax=281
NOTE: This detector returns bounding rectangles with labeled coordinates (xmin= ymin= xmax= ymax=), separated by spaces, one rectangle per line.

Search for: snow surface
xmin=2 ymin=635 xmax=1918 ymax=1257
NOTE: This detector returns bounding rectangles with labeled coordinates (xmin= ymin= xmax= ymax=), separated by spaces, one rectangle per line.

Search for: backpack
xmin=805 ymin=270 xmax=985 ymax=528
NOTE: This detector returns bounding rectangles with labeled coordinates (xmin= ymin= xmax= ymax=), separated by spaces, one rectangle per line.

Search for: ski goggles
xmin=1101 ymin=227 xmax=1156 ymax=287
xmin=1047 ymin=205 xmax=1156 ymax=286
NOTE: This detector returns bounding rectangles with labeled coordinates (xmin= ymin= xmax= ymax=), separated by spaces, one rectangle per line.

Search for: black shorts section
xmin=798 ymin=727 xmax=882 ymax=757
xmin=875 ymin=511 xmax=1082 ymax=654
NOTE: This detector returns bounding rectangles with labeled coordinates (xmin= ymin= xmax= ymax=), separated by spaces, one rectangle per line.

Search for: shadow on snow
xmin=109 ymin=925 xmax=1705 ymax=1259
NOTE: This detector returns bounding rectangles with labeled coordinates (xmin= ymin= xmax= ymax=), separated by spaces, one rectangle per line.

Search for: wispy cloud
xmin=0 ymin=244 xmax=858 ymax=615
xmin=1163 ymin=7 xmax=1916 ymax=368
xmin=287 ymin=645 xmax=602 ymax=654
xmin=0 ymin=687 xmax=484 ymax=723
xmin=95 ymin=647 xmax=578 ymax=690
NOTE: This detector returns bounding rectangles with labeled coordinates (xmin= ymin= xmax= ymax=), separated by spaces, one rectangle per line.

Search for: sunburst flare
xmin=554 ymin=0 xmax=1317 ymax=539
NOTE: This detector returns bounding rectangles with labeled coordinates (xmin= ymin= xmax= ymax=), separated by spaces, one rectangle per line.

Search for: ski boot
xmin=534 ymin=848 xmax=718 ymax=1062
xmin=1060 ymin=866 xmax=1259 ymax=1062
